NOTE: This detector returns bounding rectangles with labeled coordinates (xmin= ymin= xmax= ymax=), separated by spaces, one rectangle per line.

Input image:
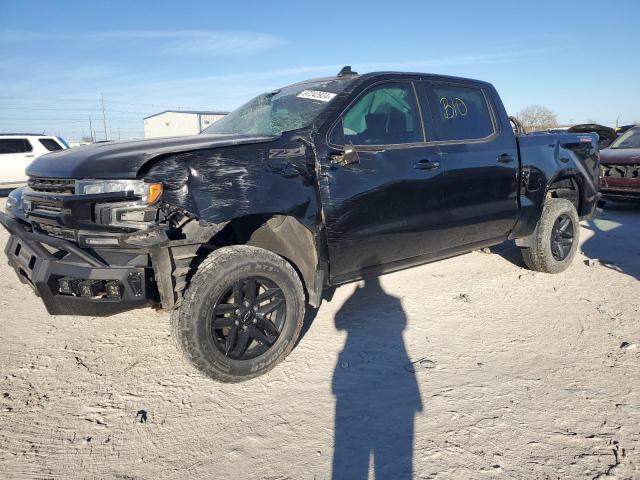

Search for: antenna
xmin=337 ymin=66 xmax=358 ymax=77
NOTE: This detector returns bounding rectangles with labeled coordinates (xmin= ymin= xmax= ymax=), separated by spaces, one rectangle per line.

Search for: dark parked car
xmin=615 ymin=124 xmax=636 ymax=136
xmin=568 ymin=124 xmax=617 ymax=149
xmin=1 ymin=67 xmax=600 ymax=381
xmin=600 ymin=125 xmax=640 ymax=203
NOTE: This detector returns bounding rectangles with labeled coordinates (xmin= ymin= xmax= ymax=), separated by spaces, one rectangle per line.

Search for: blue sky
xmin=1 ymin=0 xmax=638 ymax=140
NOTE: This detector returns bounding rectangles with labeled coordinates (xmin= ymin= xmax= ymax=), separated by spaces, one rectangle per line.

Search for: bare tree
xmin=516 ymin=105 xmax=558 ymax=132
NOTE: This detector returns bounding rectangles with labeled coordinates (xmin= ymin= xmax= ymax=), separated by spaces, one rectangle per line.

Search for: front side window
xmin=610 ymin=128 xmax=640 ymax=149
xmin=331 ymin=82 xmax=423 ymax=146
xmin=425 ymin=84 xmax=495 ymax=141
xmin=39 ymin=138 xmax=63 ymax=151
xmin=0 ymin=139 xmax=32 ymax=154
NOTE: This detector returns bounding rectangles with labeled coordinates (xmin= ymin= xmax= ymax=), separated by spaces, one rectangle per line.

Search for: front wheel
xmin=171 ymin=245 xmax=305 ymax=382
xmin=520 ymin=198 xmax=580 ymax=274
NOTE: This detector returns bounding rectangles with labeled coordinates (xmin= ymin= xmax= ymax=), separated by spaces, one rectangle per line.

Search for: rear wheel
xmin=171 ymin=245 xmax=305 ymax=382
xmin=520 ymin=198 xmax=580 ymax=274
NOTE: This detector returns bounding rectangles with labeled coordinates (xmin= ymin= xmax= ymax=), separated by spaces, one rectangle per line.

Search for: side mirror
xmin=330 ymin=144 xmax=360 ymax=166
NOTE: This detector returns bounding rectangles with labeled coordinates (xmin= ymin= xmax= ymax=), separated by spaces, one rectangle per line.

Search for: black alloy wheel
xmin=550 ymin=214 xmax=574 ymax=261
xmin=210 ymin=277 xmax=286 ymax=360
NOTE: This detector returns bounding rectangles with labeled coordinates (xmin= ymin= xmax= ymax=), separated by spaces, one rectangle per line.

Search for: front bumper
xmin=600 ymin=177 xmax=640 ymax=201
xmin=0 ymin=212 xmax=155 ymax=316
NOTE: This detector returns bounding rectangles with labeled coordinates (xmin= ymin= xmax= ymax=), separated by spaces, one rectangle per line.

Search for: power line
xmin=0 ymin=106 xmax=153 ymax=115
xmin=0 ymin=117 xmax=142 ymax=123
xmin=0 ymin=94 xmax=199 ymax=110
xmin=101 ymin=93 xmax=108 ymax=141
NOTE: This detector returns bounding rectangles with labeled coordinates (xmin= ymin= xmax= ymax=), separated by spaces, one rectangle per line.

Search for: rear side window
xmin=424 ymin=84 xmax=495 ymax=141
xmin=39 ymin=138 xmax=63 ymax=151
xmin=330 ymin=82 xmax=423 ymax=146
xmin=0 ymin=139 xmax=33 ymax=154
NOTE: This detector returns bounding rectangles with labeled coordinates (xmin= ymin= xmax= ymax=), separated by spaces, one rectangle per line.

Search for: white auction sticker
xmin=297 ymin=90 xmax=337 ymax=102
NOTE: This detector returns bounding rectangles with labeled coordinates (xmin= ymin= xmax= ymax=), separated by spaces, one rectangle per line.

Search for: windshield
xmin=610 ymin=128 xmax=640 ymax=149
xmin=201 ymin=78 xmax=353 ymax=136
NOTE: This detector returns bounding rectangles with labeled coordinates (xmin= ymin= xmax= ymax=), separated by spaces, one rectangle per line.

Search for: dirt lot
xmin=0 ymin=200 xmax=638 ymax=479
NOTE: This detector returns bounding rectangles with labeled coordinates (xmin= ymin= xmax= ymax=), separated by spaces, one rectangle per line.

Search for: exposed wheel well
xmin=210 ymin=214 xmax=322 ymax=306
xmin=546 ymin=176 xmax=583 ymax=215
xmin=156 ymin=214 xmax=323 ymax=311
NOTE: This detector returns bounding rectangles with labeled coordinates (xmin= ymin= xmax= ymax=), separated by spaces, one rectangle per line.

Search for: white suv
xmin=0 ymin=134 xmax=69 ymax=186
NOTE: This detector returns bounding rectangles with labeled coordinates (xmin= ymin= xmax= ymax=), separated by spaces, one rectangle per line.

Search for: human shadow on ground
xmin=580 ymin=202 xmax=640 ymax=281
xmin=330 ymin=274 xmax=422 ymax=480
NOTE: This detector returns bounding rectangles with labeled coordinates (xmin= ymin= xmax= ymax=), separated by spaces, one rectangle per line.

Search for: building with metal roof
xmin=143 ymin=110 xmax=228 ymax=138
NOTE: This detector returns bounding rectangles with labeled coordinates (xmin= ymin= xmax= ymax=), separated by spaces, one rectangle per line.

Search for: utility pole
xmin=101 ymin=93 xmax=108 ymax=141
xmin=89 ymin=116 xmax=94 ymax=142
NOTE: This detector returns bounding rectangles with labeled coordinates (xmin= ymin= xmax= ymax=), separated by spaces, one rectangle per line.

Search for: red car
xmin=599 ymin=125 xmax=640 ymax=204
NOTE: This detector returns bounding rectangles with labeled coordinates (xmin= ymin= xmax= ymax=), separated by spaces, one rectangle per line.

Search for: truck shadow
xmin=580 ymin=202 xmax=640 ymax=281
xmin=328 ymin=274 xmax=422 ymax=480
xmin=489 ymin=202 xmax=640 ymax=281
xmin=489 ymin=240 xmax=525 ymax=268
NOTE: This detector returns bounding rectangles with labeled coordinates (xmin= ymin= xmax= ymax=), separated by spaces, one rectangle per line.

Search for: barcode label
xmin=297 ymin=90 xmax=337 ymax=102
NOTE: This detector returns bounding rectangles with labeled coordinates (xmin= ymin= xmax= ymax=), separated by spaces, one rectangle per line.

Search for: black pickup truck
xmin=1 ymin=67 xmax=600 ymax=382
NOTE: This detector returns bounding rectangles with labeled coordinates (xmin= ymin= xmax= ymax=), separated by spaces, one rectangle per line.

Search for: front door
xmin=317 ymin=80 xmax=446 ymax=282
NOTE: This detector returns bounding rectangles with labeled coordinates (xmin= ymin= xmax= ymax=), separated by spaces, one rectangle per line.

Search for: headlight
xmin=5 ymin=187 xmax=23 ymax=213
xmin=76 ymin=180 xmax=162 ymax=205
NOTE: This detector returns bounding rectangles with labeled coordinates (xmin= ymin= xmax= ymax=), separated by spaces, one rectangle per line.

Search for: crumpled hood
xmin=26 ymin=133 xmax=277 ymax=179
xmin=600 ymin=147 xmax=640 ymax=165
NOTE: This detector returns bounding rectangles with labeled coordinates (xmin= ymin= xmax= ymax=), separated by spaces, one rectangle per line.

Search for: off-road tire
xmin=171 ymin=245 xmax=305 ymax=382
xmin=520 ymin=198 xmax=580 ymax=274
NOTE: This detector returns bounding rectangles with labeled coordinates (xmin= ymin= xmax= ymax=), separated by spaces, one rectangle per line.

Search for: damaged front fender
xmin=137 ymin=133 xmax=325 ymax=309
xmin=142 ymin=135 xmax=322 ymax=231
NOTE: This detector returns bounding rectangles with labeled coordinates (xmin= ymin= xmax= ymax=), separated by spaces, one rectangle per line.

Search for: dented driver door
xmin=316 ymin=80 xmax=447 ymax=283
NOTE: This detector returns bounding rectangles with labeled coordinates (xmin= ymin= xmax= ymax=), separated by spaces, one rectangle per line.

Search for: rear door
xmin=0 ymin=138 xmax=35 ymax=184
xmin=318 ymin=79 xmax=447 ymax=282
xmin=417 ymin=81 xmax=519 ymax=247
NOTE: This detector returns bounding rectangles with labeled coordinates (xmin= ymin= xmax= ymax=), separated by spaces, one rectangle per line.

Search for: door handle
xmin=414 ymin=159 xmax=440 ymax=170
xmin=497 ymin=154 xmax=515 ymax=163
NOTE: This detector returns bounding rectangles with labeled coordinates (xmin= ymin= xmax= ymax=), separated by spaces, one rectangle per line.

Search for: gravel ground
xmin=0 ymin=200 xmax=638 ymax=479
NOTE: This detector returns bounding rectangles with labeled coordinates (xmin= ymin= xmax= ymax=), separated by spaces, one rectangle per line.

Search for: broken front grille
xmin=601 ymin=164 xmax=640 ymax=178
xmin=29 ymin=200 xmax=68 ymax=215
xmin=27 ymin=177 xmax=76 ymax=195
xmin=35 ymin=223 xmax=77 ymax=241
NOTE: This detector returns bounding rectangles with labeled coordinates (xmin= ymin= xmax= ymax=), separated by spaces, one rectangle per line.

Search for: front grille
xmin=35 ymin=223 xmax=77 ymax=241
xmin=27 ymin=177 xmax=76 ymax=195
xmin=601 ymin=164 xmax=640 ymax=178
xmin=30 ymin=200 xmax=68 ymax=215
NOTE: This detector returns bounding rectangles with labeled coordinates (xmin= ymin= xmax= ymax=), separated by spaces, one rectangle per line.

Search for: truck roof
xmin=291 ymin=67 xmax=493 ymax=89
xmin=359 ymin=71 xmax=493 ymax=86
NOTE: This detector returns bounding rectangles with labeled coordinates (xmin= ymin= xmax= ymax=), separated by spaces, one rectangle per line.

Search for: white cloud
xmin=0 ymin=29 xmax=285 ymax=56
xmin=0 ymin=46 xmax=565 ymax=139
xmin=88 ymin=30 xmax=285 ymax=55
